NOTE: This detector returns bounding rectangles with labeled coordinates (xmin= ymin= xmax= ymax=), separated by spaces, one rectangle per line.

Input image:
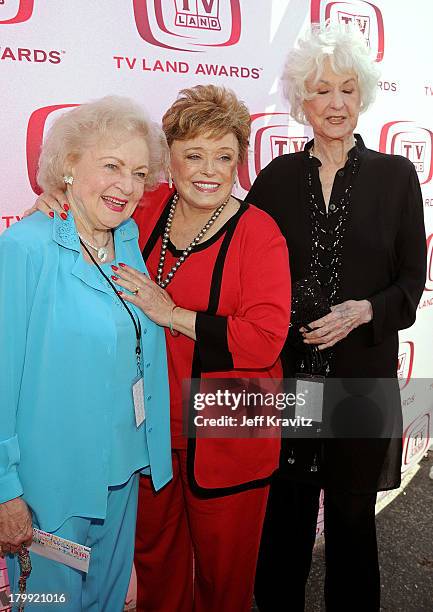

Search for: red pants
xmin=135 ymin=449 xmax=269 ymax=612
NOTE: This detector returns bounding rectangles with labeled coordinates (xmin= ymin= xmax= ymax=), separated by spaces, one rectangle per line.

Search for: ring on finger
xmin=132 ymin=287 xmax=139 ymax=296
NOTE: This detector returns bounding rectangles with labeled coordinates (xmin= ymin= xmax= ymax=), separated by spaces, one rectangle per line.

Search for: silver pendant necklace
xmin=78 ymin=233 xmax=111 ymax=263
xmin=157 ymin=192 xmax=231 ymax=288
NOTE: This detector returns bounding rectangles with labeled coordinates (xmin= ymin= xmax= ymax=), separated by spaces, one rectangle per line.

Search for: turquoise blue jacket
xmin=0 ymin=213 xmax=172 ymax=531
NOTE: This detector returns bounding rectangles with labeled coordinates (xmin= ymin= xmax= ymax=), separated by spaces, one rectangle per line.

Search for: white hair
xmin=37 ymin=96 xmax=168 ymax=191
xmin=281 ymin=24 xmax=380 ymax=125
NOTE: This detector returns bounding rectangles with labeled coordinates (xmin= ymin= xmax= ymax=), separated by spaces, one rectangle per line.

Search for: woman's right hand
xmin=0 ymin=497 xmax=33 ymax=557
xmin=22 ymin=189 xmax=68 ymax=219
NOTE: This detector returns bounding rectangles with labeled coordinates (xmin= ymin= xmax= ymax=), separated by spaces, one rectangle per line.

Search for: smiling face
xmin=302 ymin=57 xmax=361 ymax=142
xmin=68 ymin=134 xmax=149 ymax=231
xmin=169 ymin=132 xmax=239 ymax=211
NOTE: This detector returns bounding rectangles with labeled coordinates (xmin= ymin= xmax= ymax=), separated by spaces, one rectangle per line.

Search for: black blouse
xmin=247 ymin=134 xmax=426 ymax=378
xmin=305 ymin=137 xmax=361 ymax=304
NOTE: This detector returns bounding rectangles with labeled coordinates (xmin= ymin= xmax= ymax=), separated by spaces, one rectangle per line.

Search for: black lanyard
xmin=79 ymin=239 xmax=142 ymax=373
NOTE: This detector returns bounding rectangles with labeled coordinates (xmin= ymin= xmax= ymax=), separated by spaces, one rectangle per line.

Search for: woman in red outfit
xmin=128 ymin=85 xmax=291 ymax=612
xmin=32 ymin=85 xmax=291 ymax=612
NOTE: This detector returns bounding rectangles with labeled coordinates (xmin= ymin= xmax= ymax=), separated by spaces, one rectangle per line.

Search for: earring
xmin=63 ymin=175 xmax=73 ymax=186
xmin=168 ymin=171 xmax=173 ymax=190
xmin=233 ymin=170 xmax=239 ymax=188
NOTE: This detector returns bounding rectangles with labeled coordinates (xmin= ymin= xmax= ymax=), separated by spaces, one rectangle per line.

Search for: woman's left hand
xmin=112 ymin=263 xmax=175 ymax=327
xmin=301 ymin=299 xmax=373 ymax=350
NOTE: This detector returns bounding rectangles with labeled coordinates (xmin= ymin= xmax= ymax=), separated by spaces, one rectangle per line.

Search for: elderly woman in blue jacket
xmin=0 ymin=97 xmax=172 ymax=610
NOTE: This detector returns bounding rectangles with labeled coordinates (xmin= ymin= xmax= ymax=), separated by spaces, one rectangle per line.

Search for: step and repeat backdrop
xmin=1 ymin=0 xmax=432 ymax=606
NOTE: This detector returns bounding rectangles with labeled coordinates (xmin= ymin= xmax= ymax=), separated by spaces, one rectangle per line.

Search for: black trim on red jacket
xmin=187 ymin=205 xmax=272 ymax=497
xmin=195 ymin=314 xmax=233 ymax=372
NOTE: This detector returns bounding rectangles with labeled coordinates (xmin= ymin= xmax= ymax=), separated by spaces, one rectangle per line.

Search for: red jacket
xmin=134 ymin=185 xmax=291 ymax=491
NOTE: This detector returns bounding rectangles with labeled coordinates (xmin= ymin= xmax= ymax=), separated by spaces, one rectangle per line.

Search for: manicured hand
xmin=22 ymin=189 xmax=69 ymax=220
xmin=112 ymin=263 xmax=175 ymax=327
xmin=301 ymin=299 xmax=373 ymax=350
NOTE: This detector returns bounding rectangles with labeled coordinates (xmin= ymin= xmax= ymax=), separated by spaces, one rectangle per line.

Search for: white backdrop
xmin=1 ymin=0 xmax=432 ymax=606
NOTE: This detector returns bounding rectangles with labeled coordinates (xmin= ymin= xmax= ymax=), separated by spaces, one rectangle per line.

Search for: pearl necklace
xmin=157 ymin=193 xmax=231 ymax=288
xmin=78 ymin=233 xmax=111 ymax=263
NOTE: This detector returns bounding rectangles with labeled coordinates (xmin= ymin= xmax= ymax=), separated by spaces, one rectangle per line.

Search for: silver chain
xmin=78 ymin=233 xmax=111 ymax=263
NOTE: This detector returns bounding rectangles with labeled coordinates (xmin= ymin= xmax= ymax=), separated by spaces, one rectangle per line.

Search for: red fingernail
xmin=119 ymin=262 xmax=126 ymax=268
xmin=117 ymin=290 xmax=123 ymax=296
xmin=111 ymin=265 xmax=118 ymax=271
xmin=60 ymin=212 xmax=67 ymax=220
xmin=111 ymin=275 xmax=119 ymax=281
xmin=49 ymin=211 xmax=54 ymax=218
xmin=63 ymin=203 xmax=70 ymax=212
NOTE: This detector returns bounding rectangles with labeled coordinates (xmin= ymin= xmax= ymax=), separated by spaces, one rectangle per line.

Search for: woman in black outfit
xmin=248 ymin=26 xmax=426 ymax=612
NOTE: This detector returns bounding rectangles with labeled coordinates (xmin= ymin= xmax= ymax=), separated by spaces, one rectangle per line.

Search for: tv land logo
xmin=175 ymin=0 xmax=221 ymax=30
xmin=310 ymin=0 xmax=384 ymax=62
xmin=269 ymin=135 xmax=309 ymax=159
xmin=26 ymin=104 xmax=79 ymax=195
xmin=133 ymin=0 xmax=241 ymax=52
xmin=403 ymin=413 xmax=430 ymax=466
xmin=0 ymin=0 xmax=34 ymax=24
xmin=397 ymin=341 xmax=414 ymax=390
xmin=379 ymin=122 xmax=433 ymax=185
xmin=238 ymin=113 xmax=310 ymax=192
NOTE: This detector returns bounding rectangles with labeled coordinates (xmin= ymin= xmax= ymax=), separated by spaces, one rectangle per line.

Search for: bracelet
xmin=169 ymin=305 xmax=180 ymax=337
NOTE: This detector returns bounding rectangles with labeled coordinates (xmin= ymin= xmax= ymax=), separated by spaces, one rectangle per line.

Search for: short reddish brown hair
xmin=162 ymin=84 xmax=251 ymax=162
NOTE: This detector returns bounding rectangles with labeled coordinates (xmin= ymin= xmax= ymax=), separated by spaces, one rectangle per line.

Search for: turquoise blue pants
xmin=7 ymin=474 xmax=139 ymax=611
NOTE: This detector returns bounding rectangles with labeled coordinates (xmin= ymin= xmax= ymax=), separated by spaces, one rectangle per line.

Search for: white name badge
xmin=132 ymin=375 xmax=145 ymax=428
xmin=30 ymin=529 xmax=91 ymax=573
xmin=295 ymin=376 xmax=325 ymax=423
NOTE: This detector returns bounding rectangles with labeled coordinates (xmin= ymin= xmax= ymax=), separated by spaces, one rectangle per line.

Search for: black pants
xmin=254 ymin=476 xmax=380 ymax=612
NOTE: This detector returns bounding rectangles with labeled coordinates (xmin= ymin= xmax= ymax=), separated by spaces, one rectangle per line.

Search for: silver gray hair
xmin=37 ymin=96 xmax=168 ymax=191
xmin=281 ymin=24 xmax=380 ymax=125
